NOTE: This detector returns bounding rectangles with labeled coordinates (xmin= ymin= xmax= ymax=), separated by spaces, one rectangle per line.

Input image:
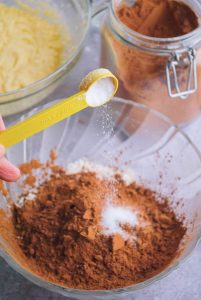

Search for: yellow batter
xmin=0 ymin=4 xmax=64 ymax=93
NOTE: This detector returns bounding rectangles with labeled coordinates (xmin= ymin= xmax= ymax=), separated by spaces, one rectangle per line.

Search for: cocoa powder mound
xmin=117 ymin=0 xmax=199 ymax=38
xmin=12 ymin=165 xmax=186 ymax=290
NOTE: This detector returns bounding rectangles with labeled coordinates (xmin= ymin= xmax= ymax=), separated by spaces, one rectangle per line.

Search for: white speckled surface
xmin=1 ymin=13 xmax=201 ymax=300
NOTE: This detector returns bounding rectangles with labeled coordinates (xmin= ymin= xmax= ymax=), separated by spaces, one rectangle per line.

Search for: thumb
xmin=0 ymin=157 xmax=20 ymax=182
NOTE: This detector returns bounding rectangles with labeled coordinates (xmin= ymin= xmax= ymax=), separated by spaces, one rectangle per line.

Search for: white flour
xmin=67 ymin=159 xmax=136 ymax=184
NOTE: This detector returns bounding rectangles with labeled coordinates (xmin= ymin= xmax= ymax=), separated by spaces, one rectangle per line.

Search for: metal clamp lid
xmin=166 ymin=48 xmax=197 ymax=100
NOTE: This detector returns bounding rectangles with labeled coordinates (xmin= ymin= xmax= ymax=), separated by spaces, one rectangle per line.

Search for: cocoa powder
xmin=11 ymin=161 xmax=186 ymax=290
xmin=117 ymin=0 xmax=198 ymax=38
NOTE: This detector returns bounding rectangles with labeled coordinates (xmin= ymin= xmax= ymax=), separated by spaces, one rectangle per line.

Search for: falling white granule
xmin=101 ymin=204 xmax=139 ymax=240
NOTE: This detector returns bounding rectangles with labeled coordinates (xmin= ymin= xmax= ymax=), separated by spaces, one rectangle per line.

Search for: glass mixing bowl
xmin=0 ymin=0 xmax=91 ymax=117
xmin=1 ymin=97 xmax=201 ymax=299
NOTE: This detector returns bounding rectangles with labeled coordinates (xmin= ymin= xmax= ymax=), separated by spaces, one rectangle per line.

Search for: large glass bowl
xmin=0 ymin=0 xmax=91 ymax=117
xmin=1 ymin=97 xmax=201 ymax=299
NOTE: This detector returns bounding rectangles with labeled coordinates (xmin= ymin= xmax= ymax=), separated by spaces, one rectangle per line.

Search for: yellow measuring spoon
xmin=0 ymin=69 xmax=118 ymax=149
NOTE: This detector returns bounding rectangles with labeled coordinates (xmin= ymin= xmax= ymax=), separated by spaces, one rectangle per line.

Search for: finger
xmin=0 ymin=144 xmax=5 ymax=158
xmin=0 ymin=157 xmax=20 ymax=182
xmin=0 ymin=115 xmax=5 ymax=131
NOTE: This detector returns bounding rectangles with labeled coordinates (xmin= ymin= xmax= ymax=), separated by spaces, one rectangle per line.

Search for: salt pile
xmin=101 ymin=203 xmax=138 ymax=240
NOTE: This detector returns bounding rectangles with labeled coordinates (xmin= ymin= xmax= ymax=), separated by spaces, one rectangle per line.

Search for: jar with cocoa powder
xmin=101 ymin=0 xmax=201 ymax=123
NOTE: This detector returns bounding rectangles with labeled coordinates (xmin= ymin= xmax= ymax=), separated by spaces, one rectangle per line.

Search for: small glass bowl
xmin=1 ymin=97 xmax=201 ymax=299
xmin=0 ymin=0 xmax=91 ymax=117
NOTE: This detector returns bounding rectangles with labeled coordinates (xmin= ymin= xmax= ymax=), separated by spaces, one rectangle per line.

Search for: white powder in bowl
xmin=67 ymin=159 xmax=116 ymax=180
xmin=67 ymin=159 xmax=136 ymax=184
xmin=101 ymin=204 xmax=139 ymax=240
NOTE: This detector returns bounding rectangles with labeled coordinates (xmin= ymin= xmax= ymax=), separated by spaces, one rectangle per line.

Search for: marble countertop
xmin=1 ymin=16 xmax=201 ymax=300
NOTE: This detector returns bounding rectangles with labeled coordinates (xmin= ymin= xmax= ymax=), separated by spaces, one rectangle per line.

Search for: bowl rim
xmin=2 ymin=97 xmax=201 ymax=298
xmin=0 ymin=0 xmax=91 ymax=104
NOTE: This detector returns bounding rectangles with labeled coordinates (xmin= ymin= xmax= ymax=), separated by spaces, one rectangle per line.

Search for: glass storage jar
xmin=101 ymin=0 xmax=201 ymax=123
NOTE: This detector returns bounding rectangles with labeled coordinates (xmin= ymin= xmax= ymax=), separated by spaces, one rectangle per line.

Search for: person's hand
xmin=0 ymin=116 xmax=20 ymax=182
